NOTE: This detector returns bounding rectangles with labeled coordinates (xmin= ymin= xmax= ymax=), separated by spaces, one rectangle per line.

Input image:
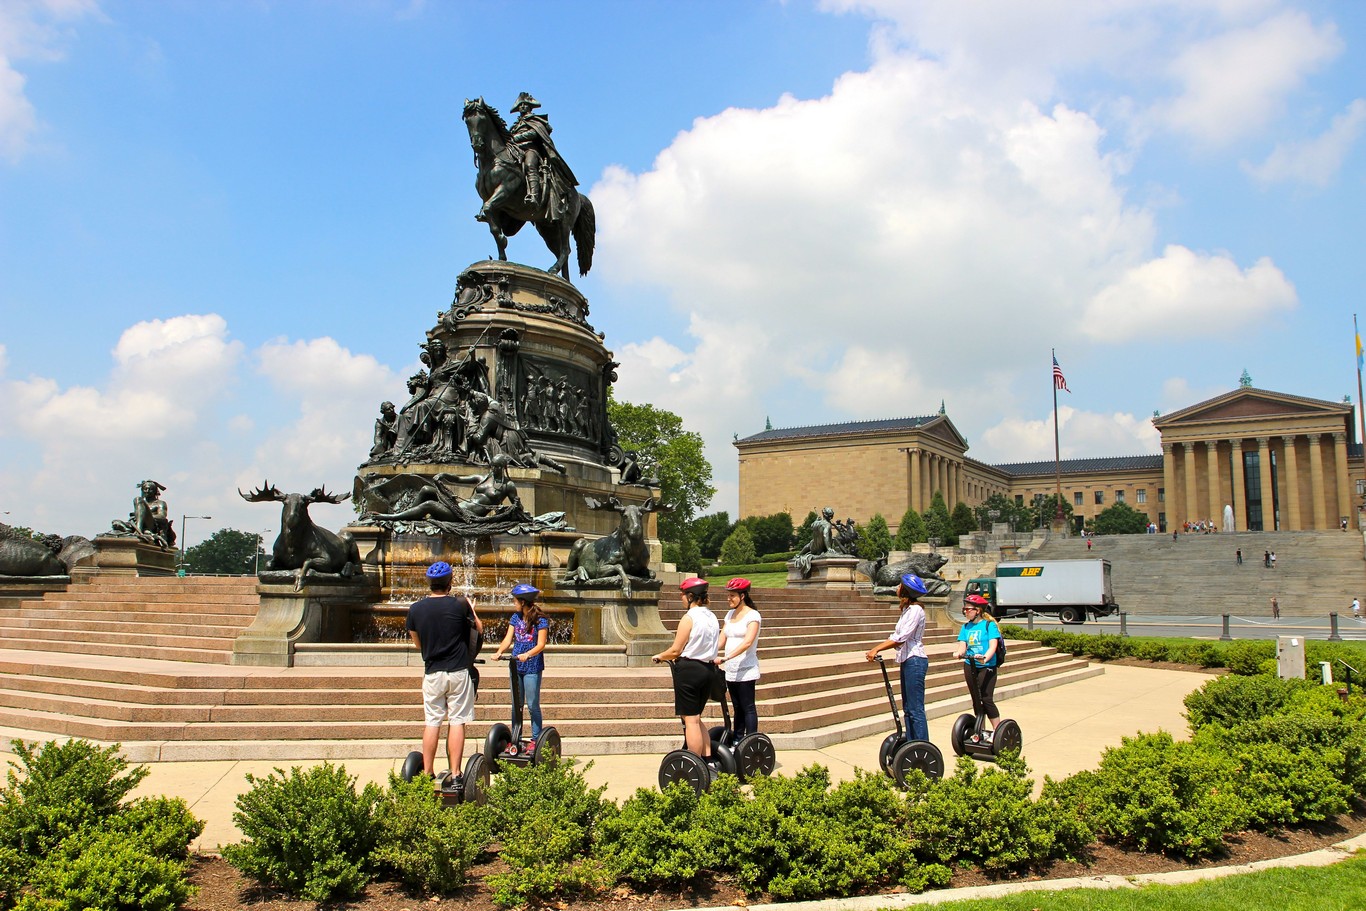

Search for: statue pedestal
xmin=76 ymin=536 xmax=177 ymax=578
xmin=548 ymin=587 xmax=671 ymax=666
xmin=0 ymin=576 xmax=69 ymax=608
xmin=231 ymin=577 xmax=382 ymax=667
xmin=788 ymin=555 xmax=863 ymax=589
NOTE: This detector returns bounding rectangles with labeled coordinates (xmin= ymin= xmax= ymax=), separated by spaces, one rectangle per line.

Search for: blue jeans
xmin=900 ymin=656 xmax=929 ymax=742
xmin=520 ymin=671 xmax=543 ymax=740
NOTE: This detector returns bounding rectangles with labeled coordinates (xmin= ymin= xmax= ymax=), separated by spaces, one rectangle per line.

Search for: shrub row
xmin=0 ymin=739 xmax=203 ymax=911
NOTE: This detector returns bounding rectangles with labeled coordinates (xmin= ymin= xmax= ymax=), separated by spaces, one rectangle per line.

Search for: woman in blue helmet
xmin=864 ymin=573 xmax=930 ymax=742
xmin=491 ymin=582 xmax=550 ymax=743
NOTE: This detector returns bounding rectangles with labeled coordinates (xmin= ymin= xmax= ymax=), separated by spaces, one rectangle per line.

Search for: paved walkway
xmin=0 ymin=663 xmax=1209 ymax=852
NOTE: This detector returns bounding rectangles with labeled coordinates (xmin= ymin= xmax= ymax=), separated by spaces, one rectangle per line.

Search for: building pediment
xmin=1154 ymin=387 xmax=1350 ymax=430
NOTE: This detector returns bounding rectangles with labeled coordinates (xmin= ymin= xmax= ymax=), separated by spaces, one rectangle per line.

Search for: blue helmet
xmin=426 ymin=561 xmax=453 ymax=579
xmin=510 ymin=583 xmax=540 ymax=600
xmin=900 ymin=573 xmax=928 ymax=595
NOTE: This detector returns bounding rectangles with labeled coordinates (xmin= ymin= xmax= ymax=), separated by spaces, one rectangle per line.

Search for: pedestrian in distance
xmin=865 ymin=573 xmax=931 ymax=742
xmin=406 ymin=561 xmax=483 ymax=780
xmin=1352 ymin=598 xmax=1361 ymax=621
xmin=1086 ymin=537 xmax=1093 ymax=552
xmin=1270 ymin=596 xmax=1280 ymax=620
xmin=1236 ymin=548 xmax=1242 ymax=565
xmin=718 ymin=578 xmax=763 ymax=741
xmin=491 ymin=583 xmax=549 ymax=744
xmin=1264 ymin=550 xmax=1271 ymax=568
xmin=1270 ymin=551 xmax=1277 ymax=570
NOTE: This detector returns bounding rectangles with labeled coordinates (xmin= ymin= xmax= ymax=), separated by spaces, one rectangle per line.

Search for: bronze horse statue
xmin=462 ymin=97 xmax=595 ymax=282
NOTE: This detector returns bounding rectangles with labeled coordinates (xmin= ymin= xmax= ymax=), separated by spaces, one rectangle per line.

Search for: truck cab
xmin=965 ymin=577 xmax=996 ymax=607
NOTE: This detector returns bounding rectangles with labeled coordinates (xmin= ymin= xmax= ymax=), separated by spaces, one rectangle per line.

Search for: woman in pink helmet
xmin=952 ymin=593 xmax=1002 ymax=739
xmin=717 ymin=578 xmax=762 ymax=741
xmin=653 ymin=577 xmax=720 ymax=760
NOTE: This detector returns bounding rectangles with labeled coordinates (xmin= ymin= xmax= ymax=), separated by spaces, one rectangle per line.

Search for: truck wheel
xmin=1059 ymin=606 xmax=1084 ymax=624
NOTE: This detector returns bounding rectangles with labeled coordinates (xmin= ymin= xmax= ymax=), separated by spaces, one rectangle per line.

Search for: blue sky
xmin=2 ymin=0 xmax=1364 ymax=543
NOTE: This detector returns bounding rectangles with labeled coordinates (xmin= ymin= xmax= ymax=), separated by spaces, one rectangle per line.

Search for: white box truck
xmin=965 ymin=559 xmax=1118 ymax=624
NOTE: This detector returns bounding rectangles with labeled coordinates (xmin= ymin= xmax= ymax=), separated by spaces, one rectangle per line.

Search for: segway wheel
xmin=531 ymin=726 xmax=562 ymax=765
xmin=484 ymin=723 xmax=513 ymax=766
xmin=950 ymin=714 xmax=975 ymax=757
xmin=462 ymin=752 xmax=490 ymax=805
xmin=991 ymin=719 xmax=1023 ymax=757
xmin=879 ymin=733 xmax=904 ymax=774
xmin=711 ymin=741 xmax=738 ymax=777
xmin=659 ymin=749 xmax=709 ymax=796
xmin=735 ymin=733 xmax=776 ymax=781
xmin=400 ymin=750 xmax=425 ymax=783
xmin=891 ymin=741 xmax=945 ymax=788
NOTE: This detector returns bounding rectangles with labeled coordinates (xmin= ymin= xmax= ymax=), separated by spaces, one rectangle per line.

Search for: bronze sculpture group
xmin=109 ymin=479 xmax=177 ymax=548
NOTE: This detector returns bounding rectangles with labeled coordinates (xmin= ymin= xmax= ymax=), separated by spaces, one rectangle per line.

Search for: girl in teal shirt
xmin=952 ymin=594 xmax=1001 ymax=739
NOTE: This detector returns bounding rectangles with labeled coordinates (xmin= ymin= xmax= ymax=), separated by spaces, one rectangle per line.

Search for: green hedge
xmin=759 ymin=551 xmax=797 ymax=562
xmin=1001 ymin=628 xmax=1366 ymax=675
xmin=700 ymin=561 xmax=788 ymax=577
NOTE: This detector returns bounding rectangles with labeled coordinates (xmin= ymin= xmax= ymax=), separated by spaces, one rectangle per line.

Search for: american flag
xmin=1052 ymin=355 xmax=1071 ymax=393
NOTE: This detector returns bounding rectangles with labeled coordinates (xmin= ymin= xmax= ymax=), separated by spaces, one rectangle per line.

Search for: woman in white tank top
xmin=653 ymin=577 xmax=720 ymax=758
xmin=717 ymin=577 xmax=762 ymax=740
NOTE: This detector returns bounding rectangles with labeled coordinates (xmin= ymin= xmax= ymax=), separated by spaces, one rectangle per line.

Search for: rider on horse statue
xmin=510 ymin=92 xmax=578 ymax=217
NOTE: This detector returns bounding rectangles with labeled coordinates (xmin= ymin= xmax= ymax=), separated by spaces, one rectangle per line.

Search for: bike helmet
xmin=899 ymin=573 xmax=929 ymax=594
xmin=964 ymin=593 xmax=990 ymax=608
xmin=426 ymin=561 xmax=453 ymax=579
xmin=725 ymin=577 xmax=752 ymax=592
xmin=510 ymin=583 xmax=540 ymax=600
xmin=679 ymin=577 xmax=709 ymax=593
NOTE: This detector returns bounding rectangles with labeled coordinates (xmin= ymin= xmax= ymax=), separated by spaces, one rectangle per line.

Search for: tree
xmin=184 ymin=528 xmax=263 ymax=575
xmin=950 ymin=501 xmax=977 ymax=537
xmin=608 ymin=395 xmax=716 ymax=544
xmin=744 ymin=512 xmax=794 ymax=557
xmin=892 ymin=508 xmax=927 ymax=550
xmin=973 ymin=493 xmax=1030 ymax=535
xmin=1092 ymin=502 xmax=1149 ymax=535
xmin=856 ymin=513 xmax=893 ymax=560
xmin=690 ymin=511 xmax=733 ymax=561
xmin=922 ymin=491 xmax=955 ymax=546
xmin=662 ymin=535 xmax=704 ymax=573
xmin=795 ymin=510 xmax=820 ymax=548
xmin=718 ymin=524 xmax=756 ymax=566
xmin=1029 ymin=494 xmax=1075 ymax=530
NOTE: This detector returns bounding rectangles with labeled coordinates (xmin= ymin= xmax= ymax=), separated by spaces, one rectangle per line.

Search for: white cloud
xmin=1159 ymin=9 xmax=1341 ymax=146
xmin=1243 ymin=98 xmax=1366 ymax=186
xmin=1082 ymin=245 xmax=1297 ymax=340
xmin=977 ymin=406 xmax=1161 ymax=463
xmin=0 ymin=0 xmax=100 ymax=163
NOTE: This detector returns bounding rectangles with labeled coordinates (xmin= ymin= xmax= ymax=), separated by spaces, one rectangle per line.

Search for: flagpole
xmin=1356 ymin=315 xmax=1365 ymax=450
xmin=1053 ymin=348 xmax=1064 ymax=532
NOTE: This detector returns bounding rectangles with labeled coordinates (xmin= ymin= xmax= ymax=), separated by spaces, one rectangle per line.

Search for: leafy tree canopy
xmin=797 ymin=510 xmax=820 ymax=549
xmin=892 ymin=508 xmax=927 ymax=550
xmin=742 ymin=512 xmax=794 ymax=557
xmin=856 ymin=513 xmax=893 ymax=560
xmin=718 ymin=523 xmax=756 ymax=565
xmin=1092 ymin=501 xmax=1150 ymax=535
xmin=973 ymin=493 xmax=1032 ymax=535
xmin=922 ymin=491 xmax=956 ymax=546
xmin=608 ymin=395 xmax=716 ymax=544
xmin=690 ymin=511 xmax=733 ymax=561
xmin=184 ymin=528 xmax=264 ymax=575
xmin=950 ymin=501 xmax=977 ymax=536
xmin=1030 ymin=493 xmax=1075 ymax=530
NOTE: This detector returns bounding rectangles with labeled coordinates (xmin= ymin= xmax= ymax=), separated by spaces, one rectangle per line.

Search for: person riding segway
xmin=653 ymin=577 xmax=736 ymax=795
xmin=400 ymin=561 xmax=490 ymax=805
xmin=486 ymin=583 xmax=562 ymax=769
xmin=711 ymin=577 xmax=776 ymax=781
xmin=949 ymin=594 xmax=1022 ymax=762
xmin=866 ymin=572 xmax=944 ymax=785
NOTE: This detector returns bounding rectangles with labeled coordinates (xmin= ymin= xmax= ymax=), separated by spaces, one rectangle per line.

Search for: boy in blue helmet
xmin=406 ymin=561 xmax=483 ymax=780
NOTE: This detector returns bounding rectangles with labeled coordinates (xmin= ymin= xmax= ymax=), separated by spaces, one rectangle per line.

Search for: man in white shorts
xmin=406 ymin=560 xmax=482 ymax=782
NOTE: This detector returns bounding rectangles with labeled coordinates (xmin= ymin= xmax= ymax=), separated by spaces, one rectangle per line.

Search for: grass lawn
xmin=746 ymin=571 xmax=791 ymax=588
xmin=916 ymin=851 xmax=1366 ymax=911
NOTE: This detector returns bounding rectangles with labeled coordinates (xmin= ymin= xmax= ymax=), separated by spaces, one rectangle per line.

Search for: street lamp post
xmin=179 ymin=515 xmax=212 ymax=572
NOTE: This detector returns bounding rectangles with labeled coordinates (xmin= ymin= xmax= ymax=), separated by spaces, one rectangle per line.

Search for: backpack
xmin=995 ymin=636 xmax=1007 ymax=667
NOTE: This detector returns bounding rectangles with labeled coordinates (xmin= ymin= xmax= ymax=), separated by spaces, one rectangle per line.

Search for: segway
xmin=949 ymin=661 xmax=1023 ymax=763
xmin=874 ymin=655 xmax=944 ymax=786
xmin=658 ymin=660 xmax=738 ymax=796
xmin=484 ymin=654 xmax=562 ymax=769
xmin=400 ymin=616 xmax=490 ymax=806
xmin=707 ymin=682 xmax=776 ymax=782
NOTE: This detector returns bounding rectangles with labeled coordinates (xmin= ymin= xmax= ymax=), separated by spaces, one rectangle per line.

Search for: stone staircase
xmin=0 ymin=581 xmax=1099 ymax=761
xmin=1028 ymin=530 xmax=1366 ymax=617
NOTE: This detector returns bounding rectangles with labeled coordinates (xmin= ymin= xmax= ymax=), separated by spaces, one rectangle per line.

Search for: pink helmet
xmin=679 ymin=577 xmax=709 ymax=593
xmin=725 ymin=577 xmax=752 ymax=592
xmin=964 ymin=594 xmax=990 ymax=608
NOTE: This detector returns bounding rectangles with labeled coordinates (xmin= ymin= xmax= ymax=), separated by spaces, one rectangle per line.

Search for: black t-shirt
xmin=405 ymin=593 xmax=475 ymax=674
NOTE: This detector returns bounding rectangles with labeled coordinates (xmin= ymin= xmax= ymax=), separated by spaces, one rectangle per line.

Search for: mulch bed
xmin=186 ymin=808 xmax=1366 ymax=911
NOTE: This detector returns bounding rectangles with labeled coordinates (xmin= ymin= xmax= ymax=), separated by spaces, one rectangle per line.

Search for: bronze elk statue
xmin=560 ymin=496 xmax=666 ymax=597
xmin=239 ymin=483 xmax=362 ymax=590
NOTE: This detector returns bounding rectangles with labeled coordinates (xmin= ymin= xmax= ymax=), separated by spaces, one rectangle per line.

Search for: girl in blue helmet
xmin=492 ymin=582 xmax=549 ymax=743
xmin=864 ymin=573 xmax=930 ymax=742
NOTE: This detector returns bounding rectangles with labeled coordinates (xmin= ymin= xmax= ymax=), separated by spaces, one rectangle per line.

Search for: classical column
xmin=1230 ymin=439 xmax=1246 ymax=530
xmin=1308 ymin=434 xmax=1326 ymax=529
xmin=1281 ymin=435 xmax=1301 ymax=530
xmin=926 ymin=453 xmax=937 ymax=503
xmin=1334 ymin=432 xmax=1351 ymax=526
xmin=1183 ymin=441 xmax=1198 ymax=529
xmin=908 ymin=449 xmax=922 ymax=512
xmin=954 ymin=462 xmax=963 ymax=505
xmin=1258 ymin=437 xmax=1276 ymax=531
xmin=1161 ymin=442 xmax=1176 ymax=530
xmin=1205 ymin=439 xmax=1222 ymax=528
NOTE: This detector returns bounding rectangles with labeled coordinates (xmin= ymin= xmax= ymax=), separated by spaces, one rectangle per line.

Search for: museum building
xmin=734 ymin=386 xmax=1365 ymax=534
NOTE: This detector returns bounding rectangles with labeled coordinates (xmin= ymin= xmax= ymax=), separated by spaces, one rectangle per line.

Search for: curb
xmin=680 ymin=832 xmax=1366 ymax=911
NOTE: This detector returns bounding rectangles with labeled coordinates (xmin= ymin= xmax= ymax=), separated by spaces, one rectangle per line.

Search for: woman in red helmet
xmin=653 ymin=577 xmax=720 ymax=759
xmin=717 ymin=577 xmax=762 ymax=741
xmin=952 ymin=593 xmax=1002 ymax=739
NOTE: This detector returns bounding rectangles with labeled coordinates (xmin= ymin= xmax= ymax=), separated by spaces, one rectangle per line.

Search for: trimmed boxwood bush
xmin=371 ymin=775 xmax=491 ymax=894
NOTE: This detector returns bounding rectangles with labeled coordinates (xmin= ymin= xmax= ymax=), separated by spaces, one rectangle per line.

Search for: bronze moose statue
xmin=559 ymin=495 xmax=666 ymax=597
xmin=239 ymin=483 xmax=362 ymax=591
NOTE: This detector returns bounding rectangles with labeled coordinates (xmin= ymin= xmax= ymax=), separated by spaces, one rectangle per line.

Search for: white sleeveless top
xmin=679 ymin=604 xmax=720 ymax=660
xmin=722 ymin=608 xmax=762 ymax=682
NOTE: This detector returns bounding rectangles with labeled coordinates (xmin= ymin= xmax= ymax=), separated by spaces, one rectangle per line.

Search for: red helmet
xmin=964 ymin=594 xmax=990 ymax=608
xmin=725 ymin=577 xmax=751 ymax=592
xmin=680 ymin=577 xmax=709 ymax=593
